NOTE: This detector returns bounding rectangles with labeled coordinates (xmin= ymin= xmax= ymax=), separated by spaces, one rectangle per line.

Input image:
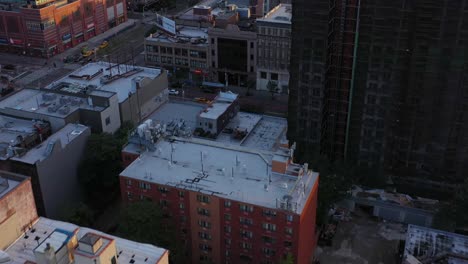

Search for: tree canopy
xmin=117 ymin=201 xmax=187 ymax=264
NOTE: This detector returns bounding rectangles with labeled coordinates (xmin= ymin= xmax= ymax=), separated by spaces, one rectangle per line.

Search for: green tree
xmin=278 ymin=253 xmax=294 ymax=264
xmin=117 ymin=201 xmax=187 ymax=264
xmin=114 ymin=121 xmax=134 ymax=145
xmin=60 ymin=203 xmax=94 ymax=227
xmin=267 ymin=80 xmax=279 ymax=100
xmin=78 ymin=133 xmax=122 ymax=210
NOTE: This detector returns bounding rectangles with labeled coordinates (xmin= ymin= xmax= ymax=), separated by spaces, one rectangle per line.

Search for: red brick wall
xmin=297 ymin=177 xmax=319 ymax=264
xmin=0 ymin=177 xmax=38 ymax=233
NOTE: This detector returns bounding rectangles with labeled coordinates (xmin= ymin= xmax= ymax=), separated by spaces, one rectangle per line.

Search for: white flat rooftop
xmin=120 ymin=137 xmax=318 ymax=213
xmin=257 ymin=3 xmax=292 ymax=24
xmin=199 ymin=102 xmax=231 ymax=119
xmin=0 ymin=89 xmax=104 ymax=118
xmin=11 ymin=123 xmax=89 ymax=165
xmin=46 ymin=62 xmax=163 ymax=103
xmin=4 ymin=217 xmax=168 ymax=264
xmin=145 ymin=101 xmax=204 ymax=130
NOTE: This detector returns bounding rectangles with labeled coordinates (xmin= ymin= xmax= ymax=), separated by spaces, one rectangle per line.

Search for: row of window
xmin=223 ymin=224 xmax=293 ymax=235
xmin=146 ymin=45 xmax=208 ymax=58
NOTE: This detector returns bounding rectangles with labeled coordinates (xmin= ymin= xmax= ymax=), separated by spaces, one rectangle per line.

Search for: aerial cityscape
xmin=0 ymin=0 xmax=467 ymax=263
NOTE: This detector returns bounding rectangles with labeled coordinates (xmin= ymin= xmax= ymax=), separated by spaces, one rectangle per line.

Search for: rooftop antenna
xmin=170 ymin=142 xmax=175 ymax=163
xmin=200 ymin=151 xmax=204 ymax=172
xmin=107 ymin=55 xmax=112 ymax=77
xmin=117 ymin=52 xmax=120 ymax=75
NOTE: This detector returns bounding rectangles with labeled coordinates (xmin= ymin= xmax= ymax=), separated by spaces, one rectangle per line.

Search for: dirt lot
xmin=316 ymin=210 xmax=406 ymax=264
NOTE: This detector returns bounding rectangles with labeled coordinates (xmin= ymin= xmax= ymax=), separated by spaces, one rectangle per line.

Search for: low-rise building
xmin=0 ymin=88 xmax=119 ymax=133
xmin=0 ymin=175 xmax=169 ymax=264
xmin=119 ymin=111 xmax=318 ymax=263
xmin=196 ymin=91 xmax=239 ymax=136
xmin=0 ymin=172 xmax=38 ymax=250
xmin=47 ymin=62 xmax=169 ymax=126
xmin=256 ymin=4 xmax=291 ymax=93
xmin=403 ymin=225 xmax=468 ymax=264
xmin=0 ymin=0 xmax=127 ymax=57
xmin=0 ymin=117 xmax=90 ymax=217
xmin=145 ymin=26 xmax=210 ymax=82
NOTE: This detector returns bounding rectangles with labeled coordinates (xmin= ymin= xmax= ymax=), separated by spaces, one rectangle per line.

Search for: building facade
xmin=0 ymin=0 xmax=127 ymax=57
xmin=256 ymin=4 xmax=291 ymax=93
xmin=145 ymin=27 xmax=210 ymax=82
xmin=290 ymin=0 xmax=468 ymax=185
xmin=0 ymin=172 xmax=38 ymax=250
xmin=209 ymin=24 xmax=257 ymax=86
xmin=287 ymin=0 xmax=328 ymax=159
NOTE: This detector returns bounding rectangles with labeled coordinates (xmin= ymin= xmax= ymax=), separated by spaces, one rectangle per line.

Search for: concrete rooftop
xmin=257 ymin=3 xmax=292 ymax=24
xmin=46 ymin=62 xmax=163 ymax=103
xmin=0 ymin=89 xmax=104 ymax=118
xmin=11 ymin=123 xmax=89 ymax=165
xmin=121 ymin=137 xmax=318 ymax=213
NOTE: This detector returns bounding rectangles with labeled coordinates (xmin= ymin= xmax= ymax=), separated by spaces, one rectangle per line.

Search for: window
xmin=198 ymin=232 xmax=212 ymax=240
xmin=250 ymin=42 xmax=254 ymax=49
xmin=250 ymin=54 xmax=254 ymax=60
xmin=225 ymin=213 xmax=231 ymax=221
xmin=197 ymin=194 xmax=210 ymax=203
xmin=179 ymin=203 xmax=185 ymax=209
xmin=241 ymin=230 xmax=253 ymax=238
xmin=240 ymin=242 xmax=252 ymax=249
xmin=198 ymin=220 xmax=211 ymax=229
xmin=198 ymin=208 xmax=210 ymax=216
xmin=271 ymin=73 xmax=278 ymax=81
xmin=262 ymin=235 xmax=275 ymax=244
xmin=224 ymin=226 xmax=231 ymax=233
xmin=178 ymin=191 xmax=185 ymax=197
xmin=199 ymin=244 xmax=212 ymax=252
xmin=284 ymin=241 xmax=292 ymax=247
xmin=286 ymin=215 xmax=293 ymax=222
xmin=225 ymin=238 xmax=231 ymax=245
xmin=225 ymin=250 xmax=230 ymax=256
xmin=211 ymin=38 xmax=215 ymax=44
xmin=125 ymin=179 xmax=132 ymax=186
xmin=139 ymin=182 xmax=151 ymax=190
xmin=263 ymin=209 xmax=276 ymax=217
xmin=159 ymin=199 xmax=169 ymax=207
xmin=262 ymin=223 xmax=276 ymax=231
xmin=240 ymin=217 xmax=253 ymax=225
xmin=262 ymin=248 xmax=276 ymax=256
xmin=158 ymin=186 xmax=169 ymax=193
xmin=239 ymin=204 xmax=253 ymax=212
xmin=180 ymin=216 xmax=186 ymax=222
xmin=224 ymin=200 xmax=231 ymax=207
xmin=126 ymin=191 xmax=133 ymax=199
xmin=250 ymin=66 xmax=254 ymax=72
xmin=285 ymin=227 xmax=293 ymax=235
xmin=260 ymin=72 xmax=267 ymax=79
xmin=105 ymin=117 xmax=111 ymax=125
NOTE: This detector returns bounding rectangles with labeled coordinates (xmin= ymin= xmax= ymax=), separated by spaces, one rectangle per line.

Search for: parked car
xmin=169 ymin=89 xmax=179 ymax=95
xmin=194 ymin=97 xmax=210 ymax=104
xmin=99 ymin=41 xmax=109 ymax=49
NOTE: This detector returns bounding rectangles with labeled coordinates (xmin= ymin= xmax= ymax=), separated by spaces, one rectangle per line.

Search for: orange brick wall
xmin=0 ymin=177 xmax=38 ymax=233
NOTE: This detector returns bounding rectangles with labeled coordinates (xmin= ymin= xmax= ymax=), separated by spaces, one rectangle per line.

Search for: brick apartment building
xmin=119 ymin=124 xmax=319 ymax=264
xmin=0 ymin=0 xmax=127 ymax=57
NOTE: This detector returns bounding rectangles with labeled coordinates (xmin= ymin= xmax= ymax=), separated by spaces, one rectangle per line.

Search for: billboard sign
xmin=156 ymin=14 xmax=176 ymax=35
